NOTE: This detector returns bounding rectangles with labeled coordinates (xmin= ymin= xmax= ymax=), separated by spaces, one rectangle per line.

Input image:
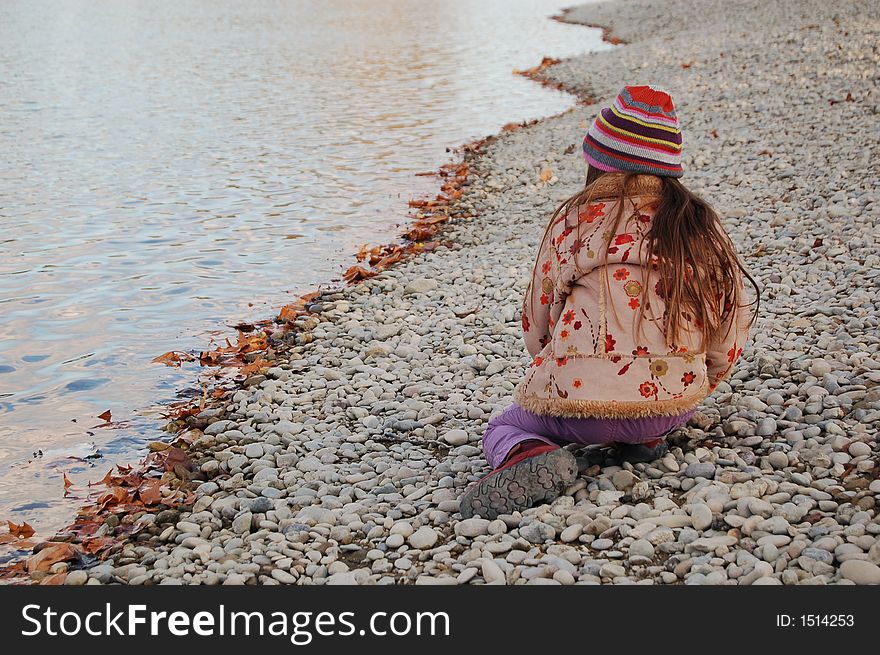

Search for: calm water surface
xmin=0 ymin=0 xmax=609 ymax=535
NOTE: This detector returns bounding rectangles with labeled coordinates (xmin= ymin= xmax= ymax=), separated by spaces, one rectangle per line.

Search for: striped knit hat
xmin=582 ymin=85 xmax=684 ymax=178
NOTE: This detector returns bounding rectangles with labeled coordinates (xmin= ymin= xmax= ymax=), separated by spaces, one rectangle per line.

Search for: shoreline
xmin=4 ymin=0 xmax=879 ymax=585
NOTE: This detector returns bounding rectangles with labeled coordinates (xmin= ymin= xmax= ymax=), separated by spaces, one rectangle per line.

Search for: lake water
xmin=0 ymin=0 xmax=610 ymax=536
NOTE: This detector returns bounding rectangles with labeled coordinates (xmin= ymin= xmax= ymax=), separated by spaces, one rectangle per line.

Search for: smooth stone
xmin=520 ymin=522 xmax=556 ymax=544
xmin=231 ymin=512 xmax=252 ymax=534
xmin=684 ymin=463 xmax=716 ymax=479
xmin=64 ymin=570 xmax=89 ymax=586
xmin=408 ymin=526 xmax=439 ymax=550
xmin=689 ymin=536 xmax=737 ymax=552
xmin=560 ymin=524 xmax=583 ymax=543
xmin=270 ymin=569 xmax=298 ymax=584
xmin=442 ymin=429 xmax=469 ymax=446
xmin=404 ymin=278 xmax=438 ymax=294
xmin=689 ymin=503 xmax=713 ymax=531
xmin=455 ymin=518 xmax=491 ymax=538
xmin=840 ymin=560 xmax=880 ymax=585
xmin=599 ymin=563 xmax=626 ymax=579
xmin=629 ymin=539 xmax=655 ymax=559
xmin=385 ymin=533 xmax=405 ymax=548
xmin=809 ymin=359 xmax=832 ymax=377
xmin=481 ymin=559 xmax=506 ymax=584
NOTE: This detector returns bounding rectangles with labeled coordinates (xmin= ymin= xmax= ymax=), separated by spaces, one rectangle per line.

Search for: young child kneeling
xmin=461 ymin=85 xmax=759 ymax=520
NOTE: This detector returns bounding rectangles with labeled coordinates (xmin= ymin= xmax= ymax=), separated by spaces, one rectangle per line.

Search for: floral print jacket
xmin=514 ymin=173 xmax=753 ymax=419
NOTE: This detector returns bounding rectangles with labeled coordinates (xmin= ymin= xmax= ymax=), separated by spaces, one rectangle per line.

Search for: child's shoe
xmin=459 ymin=440 xmax=578 ymax=520
xmin=617 ymin=437 xmax=668 ymax=464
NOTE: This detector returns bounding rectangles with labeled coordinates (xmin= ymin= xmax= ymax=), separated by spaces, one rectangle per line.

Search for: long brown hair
xmin=531 ymin=165 xmax=760 ymax=352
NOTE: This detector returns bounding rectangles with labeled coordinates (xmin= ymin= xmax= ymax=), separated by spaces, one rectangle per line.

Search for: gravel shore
xmin=75 ymin=0 xmax=880 ymax=585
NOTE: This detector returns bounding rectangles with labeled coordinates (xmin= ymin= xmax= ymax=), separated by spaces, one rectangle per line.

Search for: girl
xmin=460 ymin=85 xmax=760 ymax=520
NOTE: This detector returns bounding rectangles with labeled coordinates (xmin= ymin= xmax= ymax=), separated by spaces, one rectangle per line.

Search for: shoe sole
xmin=459 ymin=449 xmax=578 ymax=520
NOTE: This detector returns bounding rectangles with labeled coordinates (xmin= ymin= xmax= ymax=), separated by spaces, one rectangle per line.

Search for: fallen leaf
xmin=138 ymin=479 xmax=164 ymax=505
xmin=403 ymin=224 xmax=439 ymax=242
xmin=681 ymin=61 xmax=694 ymax=68
xmin=97 ymin=409 xmax=112 ymax=422
xmin=539 ymin=168 xmax=553 ymax=182
xmin=238 ymin=331 xmax=268 ymax=352
xmin=152 ymin=351 xmax=183 ymax=366
xmin=813 ymin=238 xmax=823 ymax=247
xmin=63 ymin=473 xmax=73 ymax=489
xmin=342 ymin=265 xmax=377 ymax=283
xmin=278 ymin=304 xmax=302 ymax=322
xmin=81 ymin=536 xmax=115 ymax=555
xmin=240 ymin=357 xmax=268 ymax=376
xmin=198 ymin=350 xmax=224 ymax=366
xmin=159 ymin=447 xmax=191 ymax=473
xmin=374 ymin=251 xmax=404 ymax=270
xmin=96 ymin=486 xmax=129 ymax=511
xmin=7 ymin=520 xmax=35 ymax=539
xmin=711 ymin=130 xmax=719 ymax=139
xmin=26 ymin=543 xmax=78 ymax=573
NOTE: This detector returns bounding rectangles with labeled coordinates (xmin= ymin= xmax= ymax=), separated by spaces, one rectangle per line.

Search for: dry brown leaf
xmin=97 ymin=409 xmax=112 ymax=422
xmin=152 ymin=351 xmax=183 ymax=366
xmin=240 ymin=357 xmax=268 ymax=376
xmin=7 ymin=520 xmax=35 ymax=539
xmin=138 ymin=479 xmax=164 ymax=505
xmin=539 ymin=168 xmax=553 ymax=182
xmin=81 ymin=536 xmax=115 ymax=555
xmin=96 ymin=486 xmax=129 ymax=511
xmin=198 ymin=350 xmax=224 ymax=366
xmin=403 ymin=224 xmax=439 ymax=242
xmin=342 ymin=265 xmax=377 ymax=283
xmin=26 ymin=543 xmax=77 ymax=573
xmin=278 ymin=304 xmax=302 ymax=322
xmin=160 ymin=447 xmax=191 ymax=473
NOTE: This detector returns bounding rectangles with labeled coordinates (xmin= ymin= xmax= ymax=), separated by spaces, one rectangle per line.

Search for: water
xmin=0 ymin=0 xmax=610 ymax=536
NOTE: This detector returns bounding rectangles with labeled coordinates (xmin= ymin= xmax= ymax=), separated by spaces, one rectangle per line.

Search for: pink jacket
xmin=514 ymin=173 xmax=753 ymax=419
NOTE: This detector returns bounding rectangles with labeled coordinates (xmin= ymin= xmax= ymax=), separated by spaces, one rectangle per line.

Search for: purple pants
xmin=482 ymin=403 xmax=696 ymax=469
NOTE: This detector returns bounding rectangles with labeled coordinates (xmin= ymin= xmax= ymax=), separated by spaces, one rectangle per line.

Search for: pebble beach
xmin=46 ymin=0 xmax=880 ymax=585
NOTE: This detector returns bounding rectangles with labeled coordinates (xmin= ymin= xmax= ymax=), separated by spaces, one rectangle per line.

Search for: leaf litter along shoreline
xmin=4 ymin=0 xmax=878 ymax=586
xmin=0 ymin=16 xmax=603 ymax=583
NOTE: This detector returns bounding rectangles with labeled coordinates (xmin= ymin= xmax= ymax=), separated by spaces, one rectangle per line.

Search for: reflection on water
xmin=0 ymin=0 xmax=609 ymax=534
